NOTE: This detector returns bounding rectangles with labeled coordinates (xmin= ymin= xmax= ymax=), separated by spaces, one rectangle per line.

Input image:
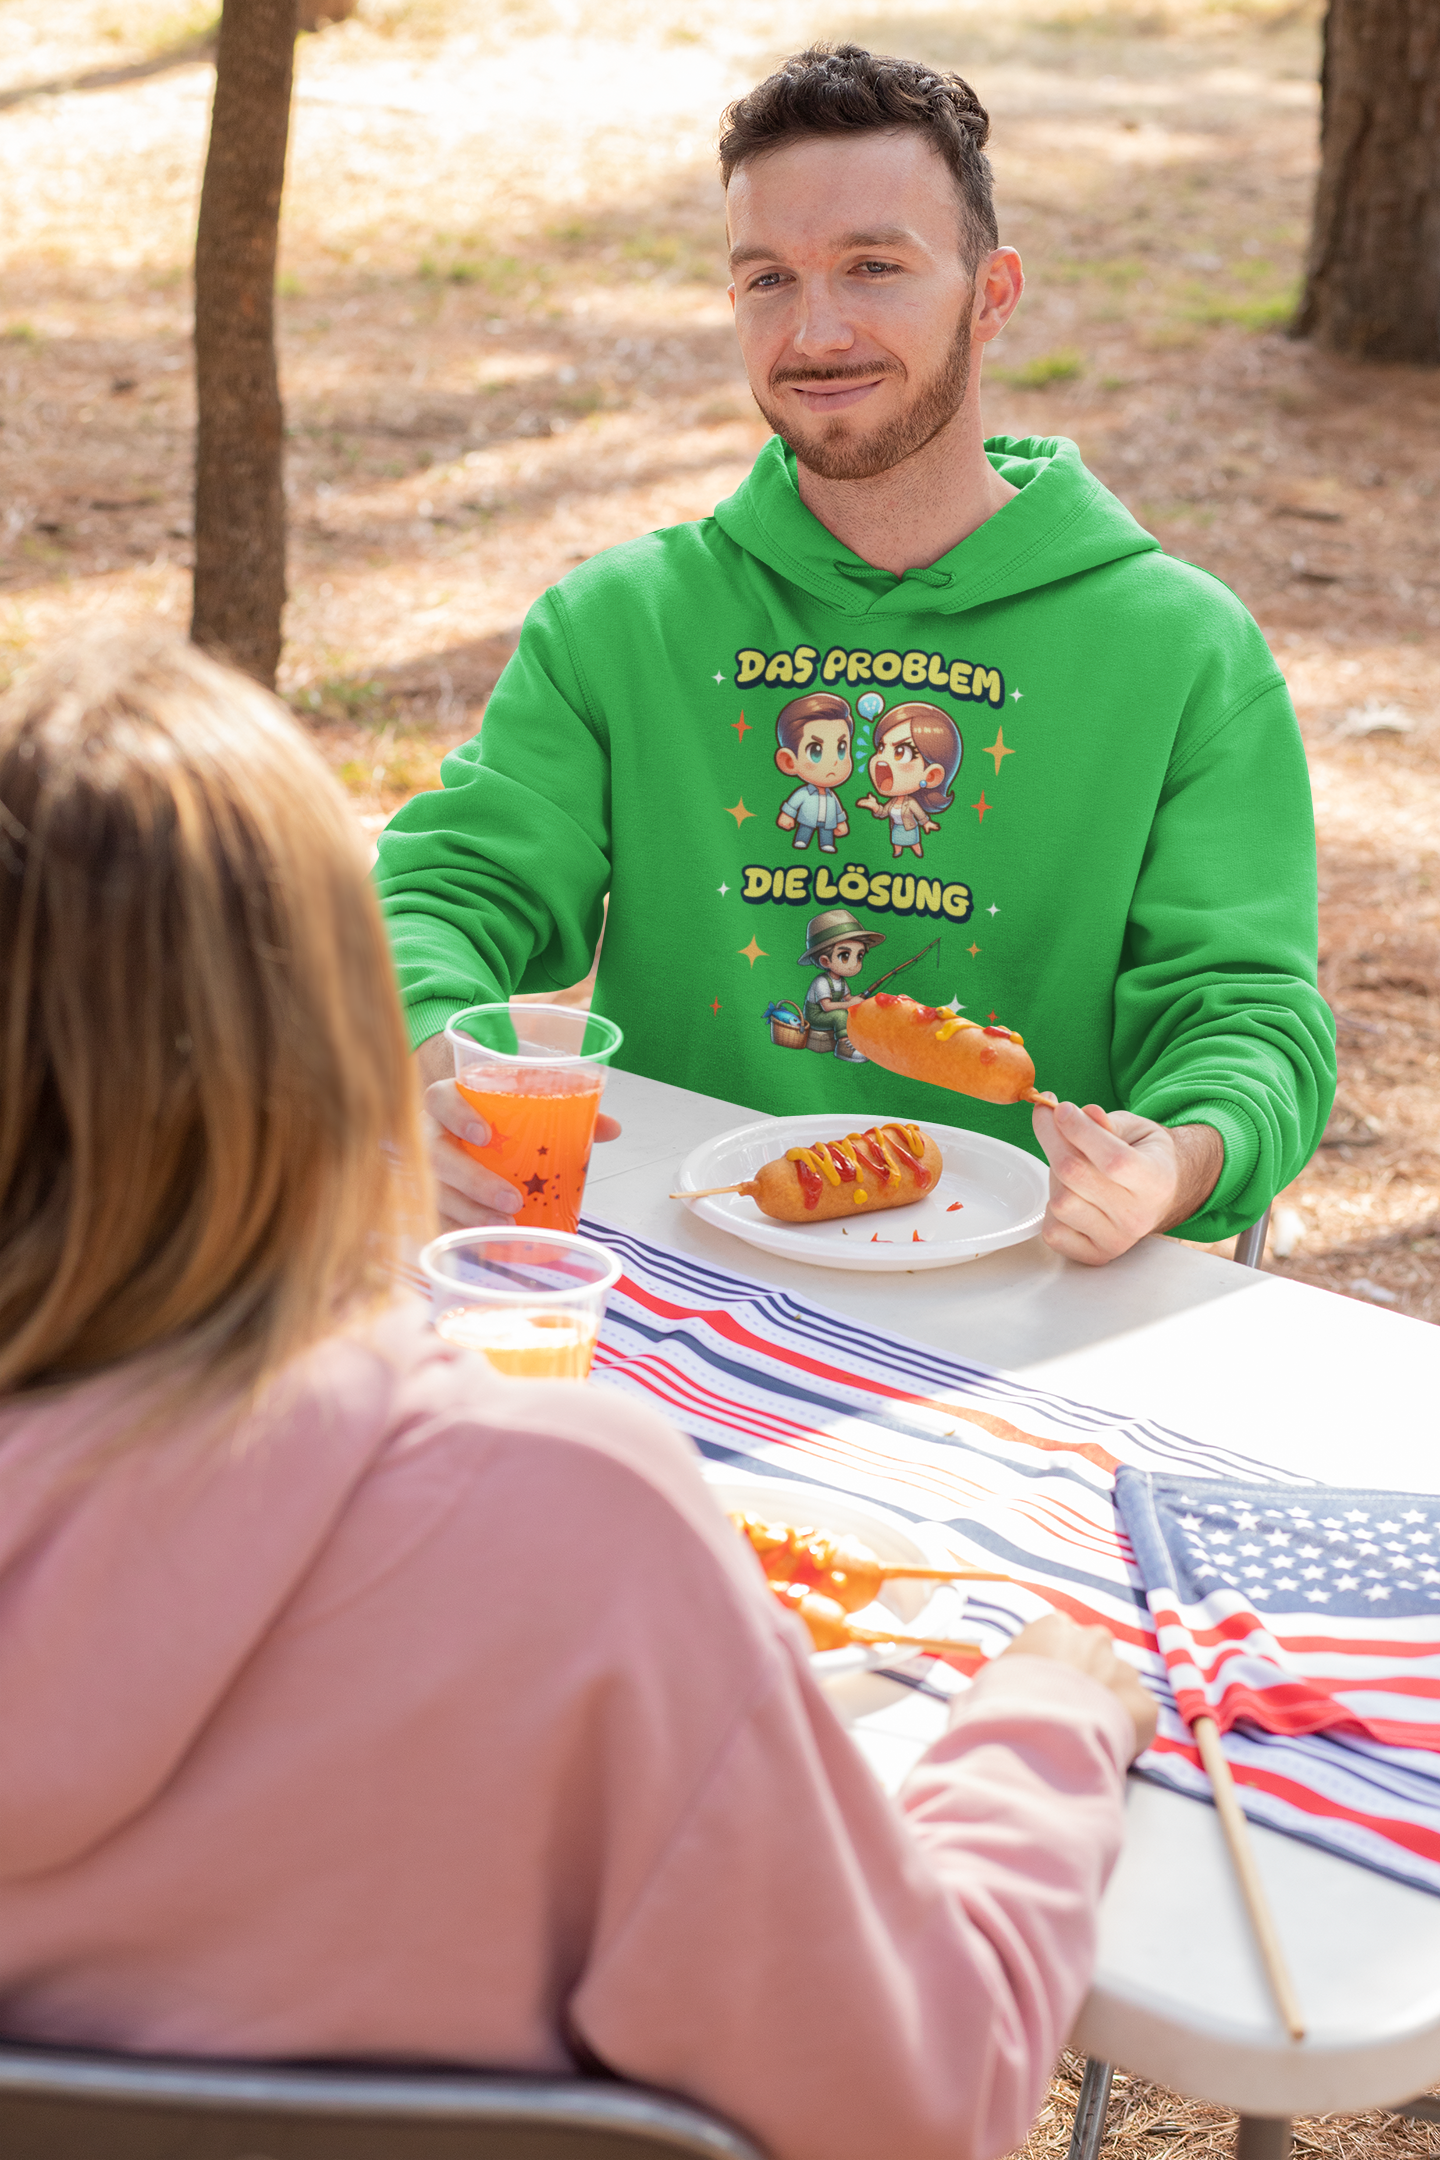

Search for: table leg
xmin=1237 ymin=2117 xmax=1291 ymax=2160
xmin=1066 ymin=2058 xmax=1114 ymax=2160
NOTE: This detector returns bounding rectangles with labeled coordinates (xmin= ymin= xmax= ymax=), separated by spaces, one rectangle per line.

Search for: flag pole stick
xmin=1192 ymin=1714 xmax=1306 ymax=2042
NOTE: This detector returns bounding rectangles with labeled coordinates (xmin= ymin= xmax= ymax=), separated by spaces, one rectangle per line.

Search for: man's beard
xmin=755 ymin=315 xmax=972 ymax=482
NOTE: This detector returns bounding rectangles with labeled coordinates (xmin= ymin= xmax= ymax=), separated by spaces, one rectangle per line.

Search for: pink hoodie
xmin=0 ymin=1306 xmax=1132 ymax=2160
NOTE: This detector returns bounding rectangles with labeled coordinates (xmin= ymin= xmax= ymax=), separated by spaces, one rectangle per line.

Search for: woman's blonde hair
xmin=0 ymin=628 xmax=432 ymax=1402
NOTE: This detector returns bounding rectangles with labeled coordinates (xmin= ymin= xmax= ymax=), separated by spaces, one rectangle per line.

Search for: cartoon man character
xmin=774 ymin=691 xmax=854 ymax=852
xmin=855 ymin=702 xmax=962 ymax=860
xmin=798 ymin=907 xmax=885 ymax=1063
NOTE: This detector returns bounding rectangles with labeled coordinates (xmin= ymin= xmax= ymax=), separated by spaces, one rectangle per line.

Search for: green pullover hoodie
xmin=375 ymin=434 xmax=1335 ymax=1241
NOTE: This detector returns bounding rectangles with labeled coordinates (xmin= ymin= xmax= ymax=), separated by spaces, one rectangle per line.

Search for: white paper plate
xmin=703 ymin=1467 xmax=976 ymax=1678
xmin=674 ymin=1112 xmax=1047 ymax=1271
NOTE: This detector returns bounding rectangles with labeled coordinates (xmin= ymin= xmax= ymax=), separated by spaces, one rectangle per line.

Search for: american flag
xmin=1114 ymin=1468 xmax=1440 ymax=1750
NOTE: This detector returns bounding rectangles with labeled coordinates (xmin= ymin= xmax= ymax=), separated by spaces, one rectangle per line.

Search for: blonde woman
xmin=0 ymin=631 xmax=1152 ymax=2160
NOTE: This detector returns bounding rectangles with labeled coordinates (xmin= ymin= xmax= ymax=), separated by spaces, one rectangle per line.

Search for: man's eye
xmin=750 ymin=270 xmax=786 ymax=289
xmin=858 ymin=260 xmax=899 ymax=275
xmin=806 ymin=743 xmax=822 ymax=761
xmin=838 ymin=737 xmax=849 ymax=756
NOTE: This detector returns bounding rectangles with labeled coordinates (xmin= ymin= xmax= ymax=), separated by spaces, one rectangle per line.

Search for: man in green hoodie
xmin=375 ymin=43 xmax=1334 ymax=1264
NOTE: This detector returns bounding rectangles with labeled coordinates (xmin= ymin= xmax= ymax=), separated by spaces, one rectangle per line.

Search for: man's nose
xmin=790 ymin=276 xmax=856 ymax=358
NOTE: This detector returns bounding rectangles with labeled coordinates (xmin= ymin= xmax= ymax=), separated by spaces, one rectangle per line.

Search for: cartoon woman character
xmin=854 ymin=702 xmax=962 ymax=860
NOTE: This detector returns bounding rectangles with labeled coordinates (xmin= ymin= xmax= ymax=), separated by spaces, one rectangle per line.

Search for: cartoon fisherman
xmin=798 ymin=907 xmax=885 ymax=1063
xmin=773 ymin=691 xmax=854 ymax=852
xmin=854 ymin=702 xmax=962 ymax=860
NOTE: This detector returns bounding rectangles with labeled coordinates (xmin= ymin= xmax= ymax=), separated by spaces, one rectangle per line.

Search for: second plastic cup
xmin=447 ymin=1002 xmax=623 ymax=1233
xmin=420 ymin=1227 xmax=622 ymax=1379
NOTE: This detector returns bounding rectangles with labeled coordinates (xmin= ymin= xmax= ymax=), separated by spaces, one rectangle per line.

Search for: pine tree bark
xmin=191 ymin=0 xmax=299 ymax=687
xmin=1294 ymin=0 xmax=1440 ymax=364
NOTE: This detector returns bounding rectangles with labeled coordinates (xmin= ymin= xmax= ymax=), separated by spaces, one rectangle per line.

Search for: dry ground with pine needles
xmin=2 ymin=3 xmax=1440 ymax=2146
xmin=3 ymin=0 xmax=1438 ymax=1322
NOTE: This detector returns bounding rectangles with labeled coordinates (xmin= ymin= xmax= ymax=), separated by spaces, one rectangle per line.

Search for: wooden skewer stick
xmin=881 ymin=1565 xmax=1013 ymax=1584
xmin=1192 ymin=1714 xmax=1306 ymax=2043
xmin=1022 ymin=1087 xmax=1059 ymax=1106
xmin=848 ymin=1626 xmax=985 ymax=1656
xmin=669 ymin=1182 xmax=755 ymax=1200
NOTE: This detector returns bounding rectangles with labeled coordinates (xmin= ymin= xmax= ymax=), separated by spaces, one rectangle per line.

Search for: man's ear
xmin=775 ymin=748 xmax=798 ymax=776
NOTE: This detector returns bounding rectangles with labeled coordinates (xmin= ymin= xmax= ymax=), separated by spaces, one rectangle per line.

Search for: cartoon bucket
xmin=765 ymin=1000 xmax=810 ymax=1050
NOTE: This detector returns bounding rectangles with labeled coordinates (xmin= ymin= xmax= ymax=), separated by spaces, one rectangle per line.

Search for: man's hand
xmin=777 ymin=812 xmax=796 ymax=830
xmin=414 ymin=1031 xmax=621 ymax=1232
xmin=1000 ymin=1611 xmax=1157 ymax=1760
xmin=1032 ymin=1100 xmax=1223 ymax=1267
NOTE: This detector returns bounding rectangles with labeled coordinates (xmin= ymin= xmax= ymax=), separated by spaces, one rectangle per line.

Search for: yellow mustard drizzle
xmin=784 ymin=1143 xmax=842 ymax=1186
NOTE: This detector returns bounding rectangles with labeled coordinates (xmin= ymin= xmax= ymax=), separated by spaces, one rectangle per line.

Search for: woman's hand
xmin=999 ymin=1611 xmax=1158 ymax=1760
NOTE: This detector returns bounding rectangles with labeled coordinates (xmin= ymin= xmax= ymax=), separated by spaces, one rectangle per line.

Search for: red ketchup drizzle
xmin=883 ymin=1125 xmax=933 ymax=1192
xmin=852 ymin=1130 xmax=896 ymax=1185
xmin=822 ymin=1143 xmax=858 ymax=1183
xmin=792 ymin=1158 xmax=823 ymax=1210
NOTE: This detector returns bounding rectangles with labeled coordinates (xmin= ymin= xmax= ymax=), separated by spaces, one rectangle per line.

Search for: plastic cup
xmin=420 ymin=1227 xmax=622 ymax=1380
xmin=446 ymin=1002 xmax=623 ymax=1234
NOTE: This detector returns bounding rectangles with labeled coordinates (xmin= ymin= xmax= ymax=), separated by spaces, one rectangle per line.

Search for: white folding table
xmin=588 ymin=1068 xmax=1440 ymax=2153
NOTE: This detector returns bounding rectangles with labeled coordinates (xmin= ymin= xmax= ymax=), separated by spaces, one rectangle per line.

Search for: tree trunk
xmin=191 ymin=0 xmax=298 ymax=687
xmin=1294 ymin=0 xmax=1440 ymax=364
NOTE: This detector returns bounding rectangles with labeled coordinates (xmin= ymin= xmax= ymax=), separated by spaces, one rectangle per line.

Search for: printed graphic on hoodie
xmin=745 ymin=654 xmax=978 ymax=1061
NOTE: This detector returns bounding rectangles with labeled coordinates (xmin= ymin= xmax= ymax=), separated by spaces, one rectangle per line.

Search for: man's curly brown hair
xmin=719 ymin=43 xmax=998 ymax=271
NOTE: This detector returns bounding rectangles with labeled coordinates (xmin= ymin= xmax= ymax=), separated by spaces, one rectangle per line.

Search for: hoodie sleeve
xmin=373 ymin=589 xmax=611 ymax=1049
xmin=1113 ymin=672 xmax=1336 ymax=1239
xmin=573 ymin=1646 xmax=1132 ymax=2160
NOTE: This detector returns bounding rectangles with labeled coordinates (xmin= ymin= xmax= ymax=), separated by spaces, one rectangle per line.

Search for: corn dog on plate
xmin=702 ymin=1469 xmax=976 ymax=1680
xmin=675 ymin=1112 xmax=1047 ymax=1272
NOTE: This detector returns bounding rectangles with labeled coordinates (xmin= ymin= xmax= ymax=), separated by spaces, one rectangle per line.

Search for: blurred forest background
xmin=1 ymin=0 xmax=1438 ymax=1328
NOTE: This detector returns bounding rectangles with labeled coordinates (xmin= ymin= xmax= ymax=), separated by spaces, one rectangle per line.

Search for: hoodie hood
xmin=0 ymin=1318 xmax=422 ymax=1879
xmin=712 ymin=434 xmax=1159 ymax=616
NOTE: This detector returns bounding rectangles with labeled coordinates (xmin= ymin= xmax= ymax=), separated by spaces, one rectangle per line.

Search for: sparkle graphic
xmin=738 ymin=936 xmax=768 ymax=967
xmin=983 ymin=727 xmax=1015 ymax=773
xmin=946 ymin=992 xmax=965 ymax=1010
xmin=967 ymin=941 xmax=981 ymax=958
xmin=709 ymin=997 xmax=721 ymax=1015
xmin=712 ymin=671 xmax=726 ymax=684
xmin=987 ymin=903 xmax=999 ymax=917
xmin=972 ymin=791 xmax=992 ymax=822
xmin=717 ymin=881 xmax=729 ymax=896
xmin=723 ymin=797 xmax=755 ymax=827
xmin=732 ymin=712 xmax=752 ymax=742
xmin=1011 ymin=688 xmax=1024 ymax=703
xmin=988 ymin=1010 xmax=997 ymax=1022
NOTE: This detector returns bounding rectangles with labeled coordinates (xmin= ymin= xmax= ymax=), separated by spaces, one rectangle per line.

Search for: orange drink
xmin=446 ymin=1002 xmax=624 ymax=1234
xmin=419 ymin=1228 xmax=622 ymax=1384
xmin=453 ymin=1067 xmax=603 ymax=1234
xmin=433 ymin=1304 xmax=600 ymax=1379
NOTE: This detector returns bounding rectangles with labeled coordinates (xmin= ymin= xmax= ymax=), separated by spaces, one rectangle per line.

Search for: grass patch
xmin=299 ymin=673 xmax=390 ymax=726
xmin=419 ymin=246 xmax=529 ymax=294
xmin=992 ymin=348 xmax=1085 ymax=388
xmin=1185 ymin=281 xmax=1300 ymax=331
xmin=337 ymin=728 xmax=446 ymax=799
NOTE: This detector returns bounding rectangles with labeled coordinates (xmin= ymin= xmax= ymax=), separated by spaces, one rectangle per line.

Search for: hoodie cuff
xmin=1123 ymin=1093 xmax=1262 ymax=1242
xmin=406 ymin=997 xmax=467 ymax=1054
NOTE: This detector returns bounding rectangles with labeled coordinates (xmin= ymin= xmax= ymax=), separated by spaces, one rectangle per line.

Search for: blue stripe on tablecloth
xmin=582 ymin=1216 xmax=1307 ymax=1485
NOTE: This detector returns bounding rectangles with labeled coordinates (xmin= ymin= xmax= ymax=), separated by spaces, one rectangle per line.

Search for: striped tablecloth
xmin=580 ymin=1216 xmax=1440 ymax=1897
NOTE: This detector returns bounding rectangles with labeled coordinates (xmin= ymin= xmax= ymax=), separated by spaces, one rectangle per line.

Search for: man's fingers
xmin=1051 ymin=1099 xmax=1136 ymax=1179
xmin=424 ymin=1075 xmax=491 ymax=1145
